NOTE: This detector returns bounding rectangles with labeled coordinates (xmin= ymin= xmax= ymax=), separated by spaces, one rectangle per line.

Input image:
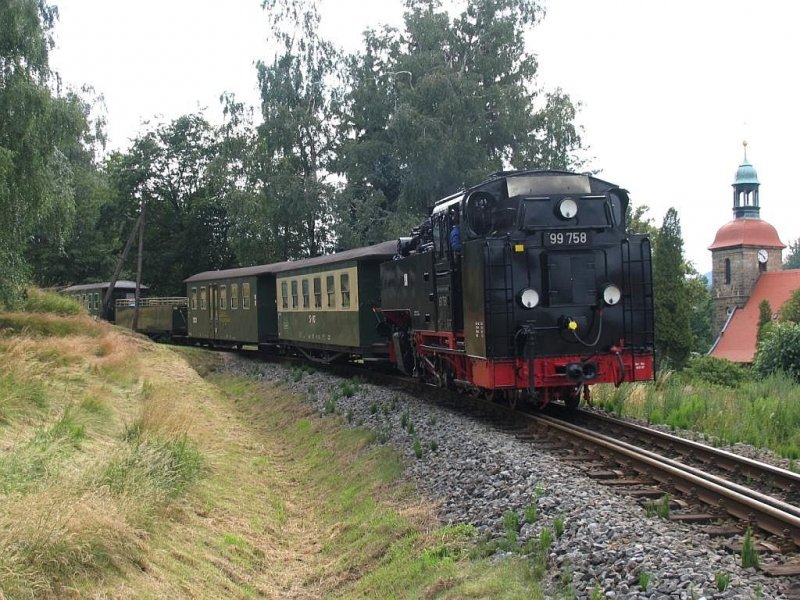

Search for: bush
xmin=682 ymin=355 xmax=749 ymax=387
xmin=753 ymin=322 xmax=800 ymax=382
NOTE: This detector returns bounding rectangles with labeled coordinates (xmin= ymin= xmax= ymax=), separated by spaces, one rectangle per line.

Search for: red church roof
xmin=710 ymin=270 xmax=800 ymax=363
xmin=709 ymin=218 xmax=785 ymax=250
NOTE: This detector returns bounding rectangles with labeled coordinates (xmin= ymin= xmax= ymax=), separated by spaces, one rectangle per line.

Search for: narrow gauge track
xmin=550 ymin=406 xmax=800 ymax=503
xmin=526 ymin=413 xmax=800 ymax=564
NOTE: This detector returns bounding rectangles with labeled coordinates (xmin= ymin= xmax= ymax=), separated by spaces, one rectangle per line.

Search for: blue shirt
xmin=449 ymin=225 xmax=461 ymax=252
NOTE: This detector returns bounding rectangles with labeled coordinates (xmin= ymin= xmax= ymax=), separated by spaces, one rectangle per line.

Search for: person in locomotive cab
xmin=449 ymin=208 xmax=462 ymax=253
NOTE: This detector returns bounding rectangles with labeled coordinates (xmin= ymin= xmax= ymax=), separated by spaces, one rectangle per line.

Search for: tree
xmin=757 ymin=299 xmax=773 ymax=345
xmin=236 ymin=0 xmax=341 ymax=262
xmin=686 ymin=272 xmax=713 ymax=353
xmin=25 ymin=88 xmax=113 ymax=287
xmin=784 ymin=237 xmax=800 ymax=270
xmin=334 ymin=0 xmax=585 ymax=245
xmin=0 ymin=0 xmax=92 ymax=304
xmin=652 ymin=208 xmax=692 ymax=369
xmin=106 ymin=115 xmax=236 ymax=295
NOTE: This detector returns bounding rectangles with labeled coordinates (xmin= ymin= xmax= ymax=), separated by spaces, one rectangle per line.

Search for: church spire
xmin=732 ymin=141 xmax=760 ymax=219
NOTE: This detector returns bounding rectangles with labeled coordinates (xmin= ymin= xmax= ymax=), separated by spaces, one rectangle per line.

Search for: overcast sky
xmin=50 ymin=0 xmax=799 ymax=274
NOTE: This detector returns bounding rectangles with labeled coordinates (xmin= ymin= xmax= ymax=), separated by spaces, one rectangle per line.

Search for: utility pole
xmin=102 ymin=212 xmax=143 ymax=320
xmin=132 ymin=200 xmax=146 ymax=331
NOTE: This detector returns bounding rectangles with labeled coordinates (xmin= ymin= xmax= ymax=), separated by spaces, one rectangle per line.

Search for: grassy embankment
xmin=0 ymin=290 xmax=545 ymax=599
xmin=593 ymin=357 xmax=800 ymax=461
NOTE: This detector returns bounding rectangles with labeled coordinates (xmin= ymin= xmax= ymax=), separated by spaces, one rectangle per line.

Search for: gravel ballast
xmin=225 ymin=358 xmax=798 ymax=599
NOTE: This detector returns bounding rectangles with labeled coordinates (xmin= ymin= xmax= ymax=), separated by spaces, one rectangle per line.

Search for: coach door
xmin=209 ymin=284 xmax=219 ymax=339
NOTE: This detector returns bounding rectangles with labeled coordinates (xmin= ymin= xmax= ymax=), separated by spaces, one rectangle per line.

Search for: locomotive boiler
xmin=379 ymin=169 xmax=655 ymax=408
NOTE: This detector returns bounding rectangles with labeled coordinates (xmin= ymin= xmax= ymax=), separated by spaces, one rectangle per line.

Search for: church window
xmin=724 ymin=258 xmax=731 ymax=285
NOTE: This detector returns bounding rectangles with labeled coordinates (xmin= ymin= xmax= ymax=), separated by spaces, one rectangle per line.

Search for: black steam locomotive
xmin=89 ymin=169 xmax=654 ymax=409
xmin=379 ymin=169 xmax=655 ymax=407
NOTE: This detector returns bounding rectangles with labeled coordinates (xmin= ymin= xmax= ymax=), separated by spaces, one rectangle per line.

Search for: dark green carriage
xmin=183 ymin=266 xmax=284 ymax=346
xmin=274 ymin=241 xmax=396 ymax=358
xmin=62 ymin=281 xmax=148 ymax=321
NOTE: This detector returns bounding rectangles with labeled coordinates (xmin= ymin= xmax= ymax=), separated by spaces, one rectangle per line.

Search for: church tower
xmin=709 ymin=143 xmax=785 ymax=335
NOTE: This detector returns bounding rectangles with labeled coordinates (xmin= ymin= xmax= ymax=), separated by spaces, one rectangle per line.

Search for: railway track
xmin=519 ymin=409 xmax=800 ymax=576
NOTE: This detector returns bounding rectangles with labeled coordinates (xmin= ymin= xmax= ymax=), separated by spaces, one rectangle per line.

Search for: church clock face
xmin=757 ymin=249 xmax=768 ymax=264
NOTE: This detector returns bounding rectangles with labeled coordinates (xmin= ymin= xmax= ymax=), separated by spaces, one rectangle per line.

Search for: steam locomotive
xmin=94 ymin=169 xmax=654 ymax=409
xmin=379 ymin=169 xmax=655 ymax=407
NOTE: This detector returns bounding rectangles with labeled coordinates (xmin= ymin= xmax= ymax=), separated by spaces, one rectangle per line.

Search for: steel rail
xmin=571 ymin=408 xmax=800 ymax=494
xmin=530 ymin=414 xmax=800 ymax=547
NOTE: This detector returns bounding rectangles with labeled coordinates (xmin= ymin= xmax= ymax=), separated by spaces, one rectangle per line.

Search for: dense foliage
xmin=753 ymin=322 xmax=800 ymax=382
xmin=682 ymin=355 xmax=749 ymax=388
xmin=334 ymin=0 xmax=584 ymax=247
xmin=0 ymin=0 xmax=97 ymax=304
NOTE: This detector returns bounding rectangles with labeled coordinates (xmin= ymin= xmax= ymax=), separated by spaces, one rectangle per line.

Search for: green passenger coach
xmin=183 ymin=265 xmax=286 ymax=347
xmin=275 ymin=241 xmax=397 ymax=360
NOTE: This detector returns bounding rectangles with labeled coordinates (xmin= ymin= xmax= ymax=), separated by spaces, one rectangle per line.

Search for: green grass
xmin=741 ymin=527 xmax=760 ymax=570
xmin=22 ymin=288 xmax=84 ymax=316
xmin=0 ymin=371 xmax=49 ymax=424
xmin=213 ymin=375 xmax=545 ymax=599
xmin=103 ymin=433 xmax=203 ymax=499
xmin=592 ymin=370 xmax=800 ymax=458
xmin=0 ymin=312 xmax=102 ymax=338
xmin=0 ymin=408 xmax=87 ymax=493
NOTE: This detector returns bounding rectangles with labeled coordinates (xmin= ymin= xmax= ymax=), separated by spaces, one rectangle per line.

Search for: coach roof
xmin=63 ymin=280 xmax=147 ymax=292
xmin=183 ymin=240 xmax=397 ymax=283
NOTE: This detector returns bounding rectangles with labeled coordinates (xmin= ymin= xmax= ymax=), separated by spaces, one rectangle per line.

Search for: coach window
xmin=313 ymin=277 xmax=322 ymax=308
xmin=291 ymin=280 xmax=298 ymax=308
xmin=280 ymin=281 xmax=288 ymax=309
xmin=94 ymin=293 xmax=100 ymax=310
xmin=219 ymin=285 xmax=227 ymax=310
xmin=242 ymin=282 xmax=251 ymax=309
xmin=326 ymin=275 xmax=335 ymax=308
xmin=200 ymin=287 xmax=207 ymax=310
xmin=302 ymin=279 xmax=310 ymax=309
xmin=340 ymin=273 xmax=350 ymax=308
xmin=231 ymin=283 xmax=239 ymax=309
xmin=191 ymin=287 xmax=197 ymax=310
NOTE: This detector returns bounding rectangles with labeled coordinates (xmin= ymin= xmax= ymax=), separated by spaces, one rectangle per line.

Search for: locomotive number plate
xmin=543 ymin=230 xmax=591 ymax=247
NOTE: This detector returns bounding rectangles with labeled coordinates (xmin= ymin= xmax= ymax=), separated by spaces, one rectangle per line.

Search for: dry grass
xmin=1 ymin=305 xmax=541 ymax=599
xmin=0 ymin=309 xmax=205 ymax=598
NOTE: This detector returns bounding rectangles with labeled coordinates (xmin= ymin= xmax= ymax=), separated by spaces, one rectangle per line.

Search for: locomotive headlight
xmin=557 ymin=198 xmax=578 ymax=219
xmin=518 ymin=288 xmax=540 ymax=309
xmin=602 ymin=284 xmax=622 ymax=306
